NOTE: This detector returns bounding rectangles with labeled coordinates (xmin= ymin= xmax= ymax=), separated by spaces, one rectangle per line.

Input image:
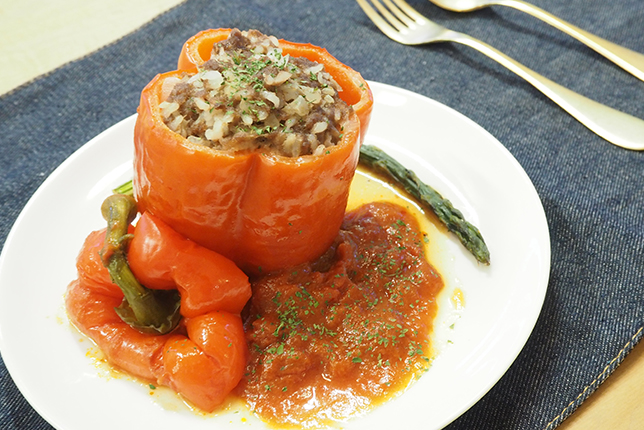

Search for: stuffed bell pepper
xmin=133 ymin=29 xmax=373 ymax=274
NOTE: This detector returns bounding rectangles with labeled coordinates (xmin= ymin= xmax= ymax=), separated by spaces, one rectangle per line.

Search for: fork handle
xmin=497 ymin=0 xmax=644 ymax=81
xmin=447 ymin=31 xmax=644 ymax=150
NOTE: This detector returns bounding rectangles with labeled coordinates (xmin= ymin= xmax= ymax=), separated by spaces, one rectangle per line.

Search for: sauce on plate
xmin=238 ymin=198 xmax=444 ymax=428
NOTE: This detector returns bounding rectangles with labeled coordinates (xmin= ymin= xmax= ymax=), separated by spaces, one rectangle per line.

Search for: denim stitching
xmin=543 ymin=326 xmax=644 ymax=430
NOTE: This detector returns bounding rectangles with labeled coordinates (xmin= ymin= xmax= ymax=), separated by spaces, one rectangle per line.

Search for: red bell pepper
xmin=133 ymin=29 xmax=374 ymax=274
xmin=127 ymin=212 xmax=251 ymax=317
xmin=65 ymin=211 xmax=250 ymax=411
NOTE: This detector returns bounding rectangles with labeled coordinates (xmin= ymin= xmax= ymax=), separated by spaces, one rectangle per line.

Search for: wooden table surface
xmin=1 ymin=1 xmax=642 ymax=429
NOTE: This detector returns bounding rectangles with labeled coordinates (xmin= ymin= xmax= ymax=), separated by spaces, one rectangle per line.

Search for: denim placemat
xmin=1 ymin=0 xmax=643 ymax=429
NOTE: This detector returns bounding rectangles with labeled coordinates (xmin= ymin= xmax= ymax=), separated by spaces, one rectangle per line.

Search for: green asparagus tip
xmin=358 ymin=145 xmax=490 ymax=265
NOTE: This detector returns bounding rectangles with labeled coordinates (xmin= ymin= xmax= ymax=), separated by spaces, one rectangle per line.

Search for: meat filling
xmin=160 ymin=29 xmax=353 ymax=157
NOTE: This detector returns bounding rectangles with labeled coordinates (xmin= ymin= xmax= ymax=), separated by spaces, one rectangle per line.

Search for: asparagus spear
xmin=99 ymin=194 xmax=181 ymax=334
xmin=359 ymin=145 xmax=490 ymax=265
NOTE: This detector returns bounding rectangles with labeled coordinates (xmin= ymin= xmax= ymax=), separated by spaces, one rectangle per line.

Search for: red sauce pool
xmin=237 ymin=201 xmax=444 ymax=428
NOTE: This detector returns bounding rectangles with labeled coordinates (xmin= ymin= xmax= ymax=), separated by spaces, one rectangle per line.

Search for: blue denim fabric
xmin=1 ymin=0 xmax=644 ymax=429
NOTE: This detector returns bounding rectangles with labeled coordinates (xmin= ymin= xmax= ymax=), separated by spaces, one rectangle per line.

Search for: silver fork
xmin=356 ymin=0 xmax=644 ymax=150
xmin=427 ymin=0 xmax=644 ymax=82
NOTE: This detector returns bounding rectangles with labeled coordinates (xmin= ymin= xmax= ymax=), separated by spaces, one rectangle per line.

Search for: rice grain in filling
xmin=160 ymin=29 xmax=353 ymax=157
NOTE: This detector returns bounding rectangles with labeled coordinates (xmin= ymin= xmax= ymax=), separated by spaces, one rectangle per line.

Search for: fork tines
xmin=356 ymin=0 xmax=425 ymax=42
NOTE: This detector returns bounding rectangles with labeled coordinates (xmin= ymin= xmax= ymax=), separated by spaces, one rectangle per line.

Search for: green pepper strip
xmin=112 ymin=180 xmax=134 ymax=196
xmin=112 ymin=144 xmax=490 ymax=265
xmin=358 ymin=145 xmax=490 ymax=265
xmin=99 ymin=194 xmax=181 ymax=335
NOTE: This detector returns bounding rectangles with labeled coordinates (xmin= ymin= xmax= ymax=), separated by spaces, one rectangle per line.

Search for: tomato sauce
xmin=238 ymin=201 xmax=444 ymax=427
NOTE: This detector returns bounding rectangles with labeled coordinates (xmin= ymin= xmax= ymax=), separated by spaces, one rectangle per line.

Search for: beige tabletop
xmin=1 ymin=1 xmax=643 ymax=429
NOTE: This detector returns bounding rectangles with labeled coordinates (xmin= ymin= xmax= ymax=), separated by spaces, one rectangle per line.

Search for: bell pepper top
xmin=66 ymin=202 xmax=251 ymax=411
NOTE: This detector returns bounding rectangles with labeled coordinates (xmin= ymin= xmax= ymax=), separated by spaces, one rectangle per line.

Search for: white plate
xmin=0 ymin=81 xmax=550 ymax=430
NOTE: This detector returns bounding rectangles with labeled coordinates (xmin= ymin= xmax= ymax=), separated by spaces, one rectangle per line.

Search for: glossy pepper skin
xmin=127 ymin=212 xmax=251 ymax=317
xmin=65 ymin=212 xmax=250 ymax=411
xmin=133 ymin=29 xmax=373 ymax=275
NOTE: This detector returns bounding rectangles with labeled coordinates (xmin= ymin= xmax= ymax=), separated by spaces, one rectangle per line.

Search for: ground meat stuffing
xmin=160 ymin=29 xmax=354 ymax=157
